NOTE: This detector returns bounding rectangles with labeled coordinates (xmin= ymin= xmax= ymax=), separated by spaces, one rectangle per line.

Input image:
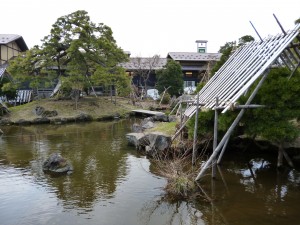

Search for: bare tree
xmin=131 ymin=55 xmax=162 ymax=94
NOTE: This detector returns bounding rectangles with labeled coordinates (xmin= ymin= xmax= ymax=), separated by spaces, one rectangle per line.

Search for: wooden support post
xmin=283 ymin=149 xmax=294 ymax=168
xmin=217 ymin=137 xmax=230 ymax=164
xmin=277 ymin=144 xmax=294 ymax=168
xmin=180 ymin=102 xmax=183 ymax=140
xmin=170 ymin=100 xmax=180 ymax=115
xmin=212 ymin=97 xmax=219 ymax=178
xmin=277 ymin=145 xmax=283 ymax=167
xmin=192 ymin=93 xmax=200 ymax=165
xmin=196 ymin=70 xmax=269 ymax=181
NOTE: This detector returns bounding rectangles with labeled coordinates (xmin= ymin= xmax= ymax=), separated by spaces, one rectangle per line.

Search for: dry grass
xmin=6 ymin=96 xmax=143 ymax=122
xmin=151 ymin=157 xmax=200 ymax=200
xmin=148 ymin=121 xmax=177 ymax=136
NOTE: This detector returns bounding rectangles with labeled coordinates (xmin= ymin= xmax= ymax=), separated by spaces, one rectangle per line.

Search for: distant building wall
xmin=0 ymin=41 xmax=22 ymax=65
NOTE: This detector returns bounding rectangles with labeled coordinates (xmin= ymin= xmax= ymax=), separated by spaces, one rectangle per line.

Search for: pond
xmin=0 ymin=119 xmax=300 ymax=225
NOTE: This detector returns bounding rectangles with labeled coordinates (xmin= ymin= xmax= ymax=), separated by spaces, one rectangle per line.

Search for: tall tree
xmin=40 ymin=10 xmax=128 ymax=100
xmin=156 ymin=60 xmax=183 ymax=97
xmin=8 ymin=10 xmax=129 ymax=107
xmin=7 ymin=45 xmax=55 ymax=97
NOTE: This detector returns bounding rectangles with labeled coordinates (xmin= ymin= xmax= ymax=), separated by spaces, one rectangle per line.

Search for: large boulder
xmin=75 ymin=113 xmax=93 ymax=122
xmin=43 ymin=153 xmax=73 ymax=174
xmin=146 ymin=132 xmax=172 ymax=151
xmin=126 ymin=133 xmax=149 ymax=150
xmin=126 ymin=132 xmax=171 ymax=157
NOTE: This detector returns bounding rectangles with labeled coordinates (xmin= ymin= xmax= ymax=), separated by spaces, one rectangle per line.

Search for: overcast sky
xmin=2 ymin=0 xmax=299 ymax=57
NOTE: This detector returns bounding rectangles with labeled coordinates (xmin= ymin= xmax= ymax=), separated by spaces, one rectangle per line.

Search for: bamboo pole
xmin=217 ymin=137 xmax=230 ymax=164
xmin=212 ymin=97 xmax=219 ymax=178
xmin=196 ymin=70 xmax=269 ymax=181
xmin=277 ymin=145 xmax=283 ymax=167
xmin=169 ymin=100 xmax=180 ymax=115
xmin=180 ymin=102 xmax=183 ymax=140
xmin=192 ymin=93 xmax=200 ymax=165
xmin=282 ymin=148 xmax=294 ymax=168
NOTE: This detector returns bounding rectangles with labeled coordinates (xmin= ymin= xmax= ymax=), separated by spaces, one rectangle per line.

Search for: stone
xmin=132 ymin=123 xmax=143 ymax=132
xmin=42 ymin=110 xmax=58 ymax=118
xmin=15 ymin=119 xmax=31 ymax=125
xmin=142 ymin=121 xmax=155 ymax=129
xmin=126 ymin=131 xmax=171 ymax=157
xmin=75 ymin=113 xmax=93 ymax=122
xmin=32 ymin=117 xmax=50 ymax=124
xmin=126 ymin=133 xmax=149 ymax=150
xmin=114 ymin=113 xmax=120 ymax=119
xmin=0 ymin=118 xmax=13 ymax=125
xmin=43 ymin=153 xmax=73 ymax=174
xmin=145 ymin=132 xmax=171 ymax=152
xmin=153 ymin=114 xmax=169 ymax=122
xmin=35 ymin=106 xmax=45 ymax=116
xmin=168 ymin=115 xmax=178 ymax=122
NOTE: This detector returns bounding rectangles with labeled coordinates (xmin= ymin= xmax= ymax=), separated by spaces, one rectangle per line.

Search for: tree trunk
xmin=277 ymin=143 xmax=283 ymax=168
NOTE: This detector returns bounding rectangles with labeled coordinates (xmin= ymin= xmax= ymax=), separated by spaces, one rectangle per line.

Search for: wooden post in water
xmin=277 ymin=147 xmax=284 ymax=169
xmin=217 ymin=137 xmax=230 ymax=164
xmin=212 ymin=97 xmax=219 ymax=178
xmin=282 ymin=149 xmax=294 ymax=167
xmin=278 ymin=143 xmax=294 ymax=168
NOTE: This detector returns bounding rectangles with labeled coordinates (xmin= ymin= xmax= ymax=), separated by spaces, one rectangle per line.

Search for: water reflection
xmin=1 ymin=121 xmax=300 ymax=225
xmin=197 ymin=151 xmax=300 ymax=225
xmin=138 ymin=192 xmax=208 ymax=225
xmin=1 ymin=120 xmax=155 ymax=224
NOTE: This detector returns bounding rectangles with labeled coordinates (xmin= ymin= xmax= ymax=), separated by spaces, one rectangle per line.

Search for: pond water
xmin=0 ymin=119 xmax=300 ymax=225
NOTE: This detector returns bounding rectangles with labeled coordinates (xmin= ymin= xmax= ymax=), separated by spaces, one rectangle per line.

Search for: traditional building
xmin=0 ymin=34 xmax=30 ymax=104
xmin=0 ymin=34 xmax=28 ymax=79
xmin=121 ymin=56 xmax=167 ymax=89
xmin=122 ymin=41 xmax=221 ymax=93
xmin=0 ymin=34 xmax=28 ymax=64
xmin=167 ymin=51 xmax=221 ymax=90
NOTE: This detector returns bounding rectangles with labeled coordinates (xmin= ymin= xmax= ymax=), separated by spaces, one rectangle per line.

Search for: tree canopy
xmin=156 ymin=60 xmax=183 ymax=97
xmin=7 ymin=10 xmax=129 ymax=100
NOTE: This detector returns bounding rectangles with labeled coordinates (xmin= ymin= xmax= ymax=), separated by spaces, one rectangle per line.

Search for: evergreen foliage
xmin=156 ymin=60 xmax=183 ymax=97
xmin=7 ymin=10 xmax=130 ymax=102
xmin=0 ymin=76 xmax=17 ymax=100
xmin=241 ymin=68 xmax=300 ymax=144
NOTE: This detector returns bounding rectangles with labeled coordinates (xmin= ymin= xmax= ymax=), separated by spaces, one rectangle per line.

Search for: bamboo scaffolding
xmin=195 ymin=70 xmax=270 ymax=181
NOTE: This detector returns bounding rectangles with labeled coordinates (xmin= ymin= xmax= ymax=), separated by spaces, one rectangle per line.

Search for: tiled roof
xmin=0 ymin=34 xmax=28 ymax=51
xmin=121 ymin=57 xmax=167 ymax=70
xmin=167 ymin=52 xmax=221 ymax=61
xmin=0 ymin=34 xmax=21 ymax=44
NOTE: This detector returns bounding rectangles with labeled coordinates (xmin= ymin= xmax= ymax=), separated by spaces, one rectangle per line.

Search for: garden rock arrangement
xmin=43 ymin=153 xmax=73 ymax=174
xmin=126 ymin=116 xmax=173 ymax=157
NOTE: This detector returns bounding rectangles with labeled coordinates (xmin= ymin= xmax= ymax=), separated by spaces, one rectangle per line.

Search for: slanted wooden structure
xmin=173 ymin=19 xmax=300 ymax=181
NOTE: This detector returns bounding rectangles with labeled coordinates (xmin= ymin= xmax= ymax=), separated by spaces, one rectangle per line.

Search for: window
xmin=184 ymin=81 xmax=195 ymax=88
xmin=185 ymin=72 xmax=193 ymax=77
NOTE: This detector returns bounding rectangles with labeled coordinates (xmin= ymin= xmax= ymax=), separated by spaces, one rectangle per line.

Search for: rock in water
xmin=43 ymin=153 xmax=73 ymax=174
